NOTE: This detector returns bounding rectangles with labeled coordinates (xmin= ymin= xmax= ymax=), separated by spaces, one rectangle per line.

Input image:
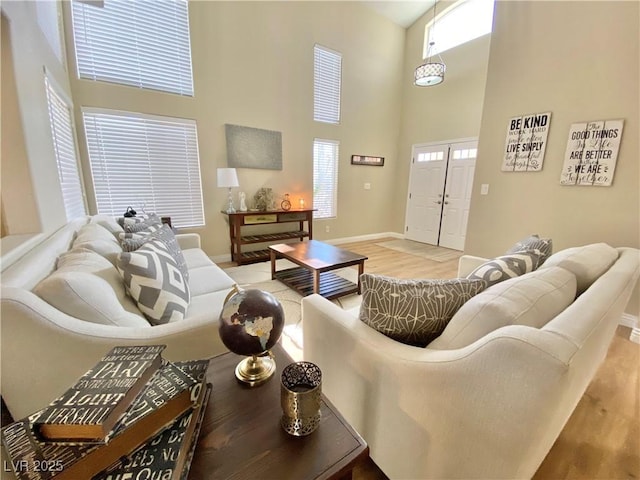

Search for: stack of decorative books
xmin=1 ymin=345 xmax=212 ymax=480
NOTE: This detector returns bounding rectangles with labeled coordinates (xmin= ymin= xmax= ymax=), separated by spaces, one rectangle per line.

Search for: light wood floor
xmin=262 ymin=238 xmax=639 ymax=480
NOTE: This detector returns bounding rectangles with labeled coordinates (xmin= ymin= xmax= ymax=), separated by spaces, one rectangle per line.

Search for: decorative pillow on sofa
xmin=358 ymin=273 xmax=486 ymax=347
xmin=118 ymin=225 xmax=189 ymax=281
xmin=467 ymin=250 xmax=542 ymax=288
xmin=33 ymin=272 xmax=150 ymax=327
xmin=117 ymin=239 xmax=190 ymax=325
xmin=428 ymin=266 xmax=577 ymax=350
xmin=71 ymin=224 xmax=123 ymax=265
xmin=119 ymin=213 xmax=163 ymax=233
xmin=507 ymin=234 xmax=553 ymax=264
xmin=538 ymin=243 xmax=618 ymax=295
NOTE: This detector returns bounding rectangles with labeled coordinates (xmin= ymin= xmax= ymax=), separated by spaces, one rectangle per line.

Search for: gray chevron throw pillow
xmin=467 ymin=251 xmax=542 ymax=288
xmin=117 ymin=239 xmax=190 ymax=325
xmin=507 ymin=234 xmax=553 ymax=264
xmin=359 ymin=274 xmax=486 ymax=347
xmin=118 ymin=225 xmax=189 ymax=281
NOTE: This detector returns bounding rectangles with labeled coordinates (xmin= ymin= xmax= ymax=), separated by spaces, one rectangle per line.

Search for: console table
xmin=223 ymin=209 xmax=314 ymax=265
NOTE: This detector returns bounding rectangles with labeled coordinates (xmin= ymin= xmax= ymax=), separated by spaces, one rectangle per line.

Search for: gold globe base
xmin=235 ymin=353 xmax=276 ymax=387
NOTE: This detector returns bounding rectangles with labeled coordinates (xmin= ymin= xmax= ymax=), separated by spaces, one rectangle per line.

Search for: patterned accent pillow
xmin=467 ymin=251 xmax=543 ymax=288
xmin=117 ymin=213 xmax=162 ymax=228
xmin=118 ymin=225 xmax=189 ymax=281
xmin=507 ymin=234 xmax=553 ymax=264
xmin=117 ymin=239 xmax=190 ymax=325
xmin=358 ymin=274 xmax=486 ymax=347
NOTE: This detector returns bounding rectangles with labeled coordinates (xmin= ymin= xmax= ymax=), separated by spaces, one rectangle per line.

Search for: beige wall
xmin=465 ymin=1 xmax=639 ymax=315
xmin=394 ymin=2 xmax=490 ymax=232
xmin=65 ymin=1 xmax=405 ymax=256
xmin=0 ymin=3 xmax=72 ymax=238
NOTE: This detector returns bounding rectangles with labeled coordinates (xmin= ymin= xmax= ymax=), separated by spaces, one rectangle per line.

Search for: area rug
xmin=375 ymin=239 xmax=462 ymax=262
xmin=223 ymin=260 xmax=362 ymax=354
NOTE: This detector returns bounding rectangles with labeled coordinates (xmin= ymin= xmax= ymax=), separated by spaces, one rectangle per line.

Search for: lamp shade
xmin=217 ymin=168 xmax=239 ymax=188
xmin=414 ymin=61 xmax=446 ymax=86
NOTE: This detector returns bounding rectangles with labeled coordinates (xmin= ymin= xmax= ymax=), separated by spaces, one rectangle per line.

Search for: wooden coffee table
xmin=188 ymin=344 xmax=369 ymax=480
xmin=269 ymin=240 xmax=368 ymax=300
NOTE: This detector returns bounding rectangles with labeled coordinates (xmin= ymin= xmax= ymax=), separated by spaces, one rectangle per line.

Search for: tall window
xmin=424 ymin=0 xmax=495 ymax=57
xmin=313 ymin=45 xmax=342 ymax=124
xmin=82 ymin=109 xmax=204 ymax=228
xmin=44 ymin=75 xmax=86 ymax=221
xmin=313 ymin=139 xmax=339 ymax=219
xmin=71 ymin=0 xmax=194 ymax=96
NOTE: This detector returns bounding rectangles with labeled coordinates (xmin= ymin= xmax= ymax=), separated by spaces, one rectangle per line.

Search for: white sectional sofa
xmin=1 ymin=216 xmax=236 ymax=419
xmin=302 ymin=244 xmax=639 ymax=480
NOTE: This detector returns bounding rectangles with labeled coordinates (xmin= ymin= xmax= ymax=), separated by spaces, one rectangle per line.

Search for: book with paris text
xmin=1 ymin=359 xmax=206 ymax=480
xmin=33 ymin=345 xmax=166 ymax=442
xmin=94 ymin=359 xmax=212 ymax=480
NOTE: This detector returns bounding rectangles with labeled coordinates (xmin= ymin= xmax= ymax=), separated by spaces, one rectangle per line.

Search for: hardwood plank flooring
xmin=223 ymin=238 xmax=638 ymax=480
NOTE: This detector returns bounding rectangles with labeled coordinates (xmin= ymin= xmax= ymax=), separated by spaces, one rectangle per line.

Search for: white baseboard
xmin=324 ymin=231 xmax=404 ymax=246
xmin=620 ymin=313 xmax=638 ymax=329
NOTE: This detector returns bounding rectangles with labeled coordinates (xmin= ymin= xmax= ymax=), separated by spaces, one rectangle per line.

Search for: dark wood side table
xmin=188 ymin=344 xmax=369 ymax=480
xmin=223 ymin=209 xmax=315 ymax=265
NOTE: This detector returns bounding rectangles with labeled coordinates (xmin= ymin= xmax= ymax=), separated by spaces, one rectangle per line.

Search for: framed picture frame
xmin=351 ymin=155 xmax=384 ymax=166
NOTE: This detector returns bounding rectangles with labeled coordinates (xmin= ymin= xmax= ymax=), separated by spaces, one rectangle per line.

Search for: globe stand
xmin=235 ymin=352 xmax=276 ymax=387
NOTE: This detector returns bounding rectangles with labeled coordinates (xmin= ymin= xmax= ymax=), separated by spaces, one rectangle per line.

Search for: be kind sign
xmin=502 ymin=112 xmax=551 ymax=172
xmin=560 ymin=119 xmax=623 ymax=186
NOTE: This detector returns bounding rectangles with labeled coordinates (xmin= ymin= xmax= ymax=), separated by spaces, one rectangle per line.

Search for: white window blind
xmin=314 ymin=45 xmax=342 ymax=124
xmin=44 ymin=75 xmax=86 ymax=221
xmin=82 ymin=108 xmax=205 ymax=228
xmin=313 ymin=139 xmax=339 ymax=219
xmin=71 ymin=0 xmax=194 ymax=96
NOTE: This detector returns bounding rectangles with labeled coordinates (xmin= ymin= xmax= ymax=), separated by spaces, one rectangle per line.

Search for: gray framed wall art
xmin=225 ymin=124 xmax=283 ymax=170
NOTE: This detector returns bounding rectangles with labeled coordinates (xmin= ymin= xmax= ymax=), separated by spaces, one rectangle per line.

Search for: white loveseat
xmin=302 ymin=245 xmax=639 ymax=480
xmin=1 ymin=216 xmax=236 ymax=419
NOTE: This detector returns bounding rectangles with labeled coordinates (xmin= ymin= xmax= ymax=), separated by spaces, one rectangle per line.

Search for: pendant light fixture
xmin=414 ymin=1 xmax=446 ymax=87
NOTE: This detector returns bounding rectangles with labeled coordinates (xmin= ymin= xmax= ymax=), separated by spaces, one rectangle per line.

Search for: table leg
xmin=357 ymin=262 xmax=364 ymax=294
xmin=313 ymin=270 xmax=320 ymax=294
xmin=270 ymin=249 xmax=277 ymax=280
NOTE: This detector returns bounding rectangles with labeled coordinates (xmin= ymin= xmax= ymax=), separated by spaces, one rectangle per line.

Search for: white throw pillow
xmin=57 ymin=248 xmax=145 ymax=317
xmin=89 ymin=215 xmax=125 ymax=236
xmin=538 ymin=243 xmax=618 ymax=295
xmin=428 ymin=266 xmax=577 ymax=350
xmin=34 ymin=272 xmax=150 ymax=327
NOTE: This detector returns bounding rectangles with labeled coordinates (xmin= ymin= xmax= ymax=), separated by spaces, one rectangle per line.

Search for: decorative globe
xmin=219 ymin=287 xmax=285 ymax=386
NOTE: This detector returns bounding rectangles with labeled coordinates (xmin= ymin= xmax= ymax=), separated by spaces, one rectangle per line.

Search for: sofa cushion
xmin=183 ymin=248 xmax=215 ymax=270
xmin=358 ymin=273 xmax=486 ymax=347
xmin=89 ymin=215 xmax=125 ymax=236
xmin=33 ymin=272 xmax=150 ymax=327
xmin=56 ymin=248 xmax=144 ymax=317
xmin=467 ymin=250 xmax=542 ymax=288
xmin=507 ymin=234 xmax=553 ymax=264
xmin=428 ymin=266 xmax=577 ymax=350
xmin=72 ymin=224 xmax=123 ymax=265
xmin=117 ymin=239 xmax=190 ymax=325
xmin=118 ymin=225 xmax=189 ymax=282
xmin=188 ymin=264 xmax=237 ymax=297
xmin=539 ymin=243 xmax=618 ymax=295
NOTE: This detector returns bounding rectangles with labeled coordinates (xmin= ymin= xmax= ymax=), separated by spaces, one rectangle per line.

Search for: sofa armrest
xmin=457 ymin=254 xmax=489 ymax=277
xmin=176 ymin=233 xmax=201 ymax=250
xmin=301 ymin=293 xmax=576 ymax=479
xmin=0 ymin=287 xmax=227 ymax=419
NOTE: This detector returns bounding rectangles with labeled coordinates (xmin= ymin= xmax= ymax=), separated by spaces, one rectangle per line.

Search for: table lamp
xmin=217 ymin=168 xmax=239 ymax=213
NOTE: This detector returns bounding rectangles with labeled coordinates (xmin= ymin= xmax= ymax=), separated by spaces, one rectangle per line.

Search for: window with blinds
xmin=71 ymin=0 xmax=194 ymax=96
xmin=313 ymin=139 xmax=339 ymax=219
xmin=313 ymin=45 xmax=342 ymax=124
xmin=82 ymin=109 xmax=205 ymax=228
xmin=44 ymin=75 xmax=86 ymax=221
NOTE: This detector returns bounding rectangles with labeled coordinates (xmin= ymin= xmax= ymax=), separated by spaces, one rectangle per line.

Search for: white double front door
xmin=405 ymin=140 xmax=477 ymax=251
